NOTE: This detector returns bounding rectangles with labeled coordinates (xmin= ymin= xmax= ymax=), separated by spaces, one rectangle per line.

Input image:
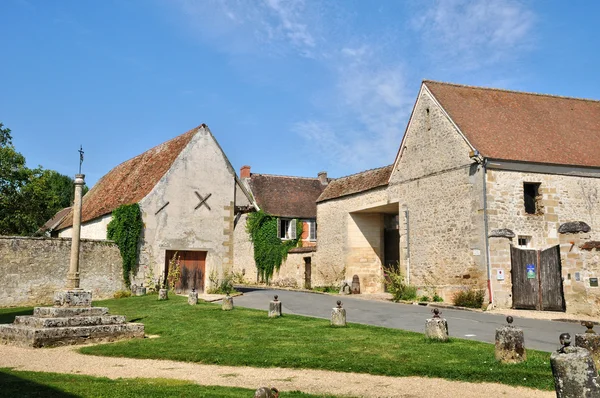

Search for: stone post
xmin=331 ymin=300 xmax=346 ymax=327
xmin=136 ymin=286 xmax=146 ymax=296
xmin=425 ymin=308 xmax=449 ymax=341
xmin=67 ymin=174 xmax=85 ymax=289
xmin=158 ymin=288 xmax=168 ymax=300
xmin=254 ymin=386 xmax=279 ymax=398
xmin=575 ymin=322 xmax=600 ymax=371
xmin=551 ymin=333 xmax=600 ymax=398
xmin=222 ymin=294 xmax=233 ymax=310
xmin=351 ymin=275 xmax=360 ymax=294
xmin=188 ymin=288 xmax=198 ymax=305
xmin=269 ymin=295 xmax=282 ymax=317
xmin=495 ymin=316 xmax=526 ymax=363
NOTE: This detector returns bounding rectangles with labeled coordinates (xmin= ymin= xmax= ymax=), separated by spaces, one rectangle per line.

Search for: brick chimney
xmin=318 ymin=171 xmax=328 ymax=185
xmin=240 ymin=165 xmax=251 ymax=179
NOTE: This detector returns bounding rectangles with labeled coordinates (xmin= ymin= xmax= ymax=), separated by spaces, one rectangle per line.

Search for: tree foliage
xmin=246 ymin=210 xmax=302 ymax=283
xmin=107 ymin=203 xmax=143 ymax=288
xmin=0 ymin=122 xmax=87 ymax=236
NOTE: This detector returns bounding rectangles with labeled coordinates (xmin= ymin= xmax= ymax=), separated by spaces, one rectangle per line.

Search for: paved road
xmin=231 ymin=287 xmax=584 ymax=352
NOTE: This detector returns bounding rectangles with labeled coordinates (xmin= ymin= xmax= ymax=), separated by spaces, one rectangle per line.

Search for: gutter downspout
xmin=482 ymin=158 xmax=493 ymax=306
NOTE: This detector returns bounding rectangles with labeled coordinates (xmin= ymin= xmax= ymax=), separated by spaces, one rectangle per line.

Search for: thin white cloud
xmin=413 ymin=0 xmax=536 ymax=70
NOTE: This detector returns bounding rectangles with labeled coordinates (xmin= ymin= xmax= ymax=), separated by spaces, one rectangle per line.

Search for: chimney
xmin=240 ymin=165 xmax=251 ymax=179
xmin=318 ymin=171 xmax=328 ymax=185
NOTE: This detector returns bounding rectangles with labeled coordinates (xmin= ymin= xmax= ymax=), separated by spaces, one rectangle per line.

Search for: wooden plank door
xmin=540 ymin=245 xmax=565 ymax=311
xmin=165 ymin=250 xmax=206 ymax=293
xmin=304 ymin=257 xmax=311 ymax=289
xmin=510 ymin=246 xmax=539 ymax=310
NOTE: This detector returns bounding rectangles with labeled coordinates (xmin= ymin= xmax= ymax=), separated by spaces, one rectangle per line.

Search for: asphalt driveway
xmin=230 ymin=287 xmax=584 ymax=352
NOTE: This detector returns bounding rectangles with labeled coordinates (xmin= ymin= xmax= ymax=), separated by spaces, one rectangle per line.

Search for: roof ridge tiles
xmin=251 ymin=173 xmax=321 ymax=180
xmin=423 ymin=80 xmax=600 ymax=104
xmin=330 ymin=164 xmax=393 ymax=181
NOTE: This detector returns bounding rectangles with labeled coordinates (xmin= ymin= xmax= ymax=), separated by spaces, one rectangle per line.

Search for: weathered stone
xmin=13 ymin=315 xmax=126 ymax=328
xmin=559 ymin=221 xmax=591 ymax=234
xmin=222 ymin=295 xmax=233 ymax=310
xmin=53 ymin=289 xmax=92 ymax=308
xmin=351 ymin=275 xmax=360 ymax=294
xmin=269 ymin=295 xmax=282 ymax=317
xmin=135 ymin=286 xmax=146 ymax=296
xmin=425 ymin=318 xmax=449 ymax=341
xmin=576 ymin=330 xmax=600 ymax=371
xmin=158 ymin=288 xmax=168 ymax=300
xmin=551 ymin=345 xmax=600 ymax=397
xmin=495 ymin=325 xmax=526 ymax=363
xmin=339 ymin=281 xmax=351 ymax=295
xmin=254 ymin=386 xmax=279 ymax=398
xmin=488 ymin=228 xmax=515 ymax=238
xmin=331 ymin=301 xmax=346 ymax=327
xmin=34 ymin=306 xmax=108 ymax=318
xmin=188 ymin=290 xmax=198 ymax=305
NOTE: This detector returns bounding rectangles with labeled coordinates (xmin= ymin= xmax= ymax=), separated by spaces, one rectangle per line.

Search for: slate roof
xmin=57 ymin=125 xmax=200 ymax=230
xmin=39 ymin=207 xmax=72 ymax=233
xmin=317 ymin=165 xmax=393 ymax=203
xmin=247 ymin=174 xmax=327 ymax=219
xmin=424 ymin=80 xmax=600 ymax=168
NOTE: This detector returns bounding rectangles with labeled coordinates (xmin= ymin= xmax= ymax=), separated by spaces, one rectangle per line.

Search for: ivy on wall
xmin=107 ymin=203 xmax=143 ymax=288
xmin=246 ymin=210 xmax=302 ymax=283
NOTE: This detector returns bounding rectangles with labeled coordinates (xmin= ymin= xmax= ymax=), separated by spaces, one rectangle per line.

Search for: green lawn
xmin=0 ymin=295 xmax=555 ymax=391
xmin=0 ymin=368 xmax=333 ymax=397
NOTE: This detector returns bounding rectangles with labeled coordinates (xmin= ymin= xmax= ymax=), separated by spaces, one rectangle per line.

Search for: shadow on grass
xmin=0 ymin=308 xmax=33 ymax=324
xmin=0 ymin=369 xmax=78 ymax=397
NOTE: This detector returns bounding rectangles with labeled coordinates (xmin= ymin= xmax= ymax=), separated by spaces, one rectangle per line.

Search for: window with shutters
xmin=306 ymin=220 xmax=316 ymax=241
xmin=277 ymin=218 xmax=297 ymax=240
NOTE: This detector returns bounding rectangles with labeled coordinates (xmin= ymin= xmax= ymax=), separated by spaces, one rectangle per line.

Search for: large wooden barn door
xmin=165 ymin=250 xmax=206 ymax=293
xmin=510 ymin=245 xmax=564 ymax=311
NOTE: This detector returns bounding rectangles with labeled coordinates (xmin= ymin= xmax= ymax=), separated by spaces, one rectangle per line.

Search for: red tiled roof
xmin=57 ymin=126 xmax=201 ymax=230
xmin=317 ymin=165 xmax=393 ymax=203
xmin=425 ymin=81 xmax=600 ymax=167
xmin=39 ymin=207 xmax=71 ymax=233
xmin=248 ymin=174 xmax=327 ymax=219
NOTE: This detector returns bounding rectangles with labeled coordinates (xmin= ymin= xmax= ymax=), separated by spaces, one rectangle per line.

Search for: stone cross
xmin=67 ymin=174 xmax=85 ymax=289
xmin=551 ymin=332 xmax=600 ymax=397
xmin=425 ymin=308 xmax=448 ymax=341
xmin=331 ymin=300 xmax=346 ymax=327
xmin=495 ymin=316 xmax=526 ymax=363
xmin=269 ymin=295 xmax=282 ymax=317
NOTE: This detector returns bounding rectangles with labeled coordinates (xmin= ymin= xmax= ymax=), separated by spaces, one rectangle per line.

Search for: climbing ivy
xmin=107 ymin=203 xmax=143 ymax=288
xmin=246 ymin=211 xmax=302 ymax=283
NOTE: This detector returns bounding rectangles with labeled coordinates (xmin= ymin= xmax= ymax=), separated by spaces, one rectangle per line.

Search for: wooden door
xmin=165 ymin=250 xmax=206 ymax=293
xmin=304 ymin=257 xmax=311 ymax=289
xmin=510 ymin=246 xmax=539 ymax=310
xmin=540 ymin=245 xmax=565 ymax=311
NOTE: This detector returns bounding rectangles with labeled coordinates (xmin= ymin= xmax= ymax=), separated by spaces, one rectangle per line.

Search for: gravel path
xmin=0 ymin=344 xmax=553 ymax=398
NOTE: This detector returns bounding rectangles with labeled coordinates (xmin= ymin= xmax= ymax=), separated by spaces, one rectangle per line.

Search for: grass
xmin=0 ymin=368 xmax=333 ymax=397
xmin=0 ymin=296 xmax=555 ymax=391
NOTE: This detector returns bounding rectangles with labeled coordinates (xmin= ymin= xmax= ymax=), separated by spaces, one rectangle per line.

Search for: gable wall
xmin=136 ymin=128 xmax=238 ymax=290
xmin=388 ymin=89 xmax=488 ymax=301
xmin=58 ymin=214 xmax=112 ymax=240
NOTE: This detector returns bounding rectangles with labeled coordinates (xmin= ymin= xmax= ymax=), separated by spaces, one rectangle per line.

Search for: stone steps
xmin=33 ymin=307 xmax=109 ymax=318
xmin=13 ymin=315 xmax=126 ymax=328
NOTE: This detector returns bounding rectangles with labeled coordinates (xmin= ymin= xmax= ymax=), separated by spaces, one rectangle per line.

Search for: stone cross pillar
xmin=222 ymin=294 xmax=234 ymax=310
xmin=551 ymin=333 xmax=600 ymax=398
xmin=495 ymin=316 xmax=526 ymax=363
xmin=67 ymin=174 xmax=85 ymax=289
xmin=188 ymin=288 xmax=198 ymax=305
xmin=425 ymin=308 xmax=449 ymax=341
xmin=575 ymin=322 xmax=600 ymax=371
xmin=331 ymin=300 xmax=346 ymax=327
xmin=269 ymin=295 xmax=282 ymax=317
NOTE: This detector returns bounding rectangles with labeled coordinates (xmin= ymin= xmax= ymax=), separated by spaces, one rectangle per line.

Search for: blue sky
xmin=2 ymin=0 xmax=599 ymax=187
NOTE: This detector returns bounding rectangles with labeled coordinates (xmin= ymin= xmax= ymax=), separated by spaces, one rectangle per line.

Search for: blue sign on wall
xmin=526 ymin=264 xmax=536 ymax=279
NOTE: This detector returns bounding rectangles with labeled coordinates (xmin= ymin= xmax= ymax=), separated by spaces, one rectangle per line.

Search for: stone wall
xmin=0 ymin=236 xmax=125 ymax=307
xmin=232 ymin=213 xmax=258 ymax=283
xmin=271 ymin=250 xmax=315 ymax=289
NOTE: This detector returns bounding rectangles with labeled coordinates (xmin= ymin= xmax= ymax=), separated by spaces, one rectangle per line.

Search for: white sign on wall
xmin=496 ymin=269 xmax=505 ymax=281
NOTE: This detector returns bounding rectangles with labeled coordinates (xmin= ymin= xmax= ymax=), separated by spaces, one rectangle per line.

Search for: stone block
xmin=53 ymin=289 xmax=92 ymax=308
xmin=425 ymin=318 xmax=448 ymax=341
xmin=13 ymin=315 xmax=126 ymax=328
xmin=188 ymin=290 xmax=198 ymax=305
xmin=495 ymin=326 xmax=526 ymax=363
xmin=551 ymin=346 xmax=600 ymax=398
xmin=269 ymin=297 xmax=282 ymax=318
xmin=158 ymin=288 xmax=168 ymax=300
xmin=576 ymin=333 xmax=600 ymax=371
xmin=34 ymin=307 xmax=109 ymax=318
xmin=331 ymin=306 xmax=346 ymax=327
xmin=222 ymin=296 xmax=233 ymax=310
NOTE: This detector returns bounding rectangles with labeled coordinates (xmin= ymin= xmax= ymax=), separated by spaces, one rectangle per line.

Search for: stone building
xmin=55 ymin=124 xmax=253 ymax=293
xmin=315 ymin=81 xmax=600 ymax=315
xmin=233 ymin=166 xmax=329 ymax=288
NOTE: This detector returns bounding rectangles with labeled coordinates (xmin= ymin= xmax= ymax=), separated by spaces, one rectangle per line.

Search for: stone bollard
xmin=351 ymin=275 xmax=360 ymax=294
xmin=188 ymin=288 xmax=198 ymax=305
xmin=136 ymin=286 xmax=146 ymax=296
xmin=339 ymin=281 xmax=351 ymax=295
xmin=495 ymin=316 xmax=526 ymax=363
xmin=551 ymin=333 xmax=600 ymax=398
xmin=158 ymin=288 xmax=168 ymax=300
xmin=222 ymin=294 xmax=233 ymax=311
xmin=425 ymin=308 xmax=449 ymax=341
xmin=269 ymin=295 xmax=282 ymax=318
xmin=254 ymin=386 xmax=279 ymax=398
xmin=576 ymin=321 xmax=600 ymax=371
xmin=331 ymin=300 xmax=346 ymax=327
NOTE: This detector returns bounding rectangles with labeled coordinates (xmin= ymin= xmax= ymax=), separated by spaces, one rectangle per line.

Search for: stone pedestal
xmin=158 ymin=288 xmax=168 ymax=300
xmin=425 ymin=317 xmax=448 ymax=341
xmin=351 ymin=275 xmax=360 ymax=294
xmin=576 ymin=333 xmax=600 ymax=371
xmin=551 ymin=345 xmax=600 ymax=397
xmin=135 ymin=287 xmax=146 ymax=296
xmin=54 ymin=289 xmax=92 ymax=307
xmin=269 ymin=296 xmax=282 ymax=318
xmin=222 ymin=295 xmax=233 ymax=311
xmin=331 ymin=301 xmax=346 ymax=327
xmin=188 ymin=290 xmax=198 ymax=305
xmin=495 ymin=325 xmax=526 ymax=363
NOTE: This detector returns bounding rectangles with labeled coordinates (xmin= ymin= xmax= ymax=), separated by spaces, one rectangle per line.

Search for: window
xmin=277 ymin=218 xmax=297 ymax=240
xmin=523 ymin=182 xmax=541 ymax=214
xmin=517 ymin=235 xmax=532 ymax=248
xmin=304 ymin=220 xmax=317 ymax=241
